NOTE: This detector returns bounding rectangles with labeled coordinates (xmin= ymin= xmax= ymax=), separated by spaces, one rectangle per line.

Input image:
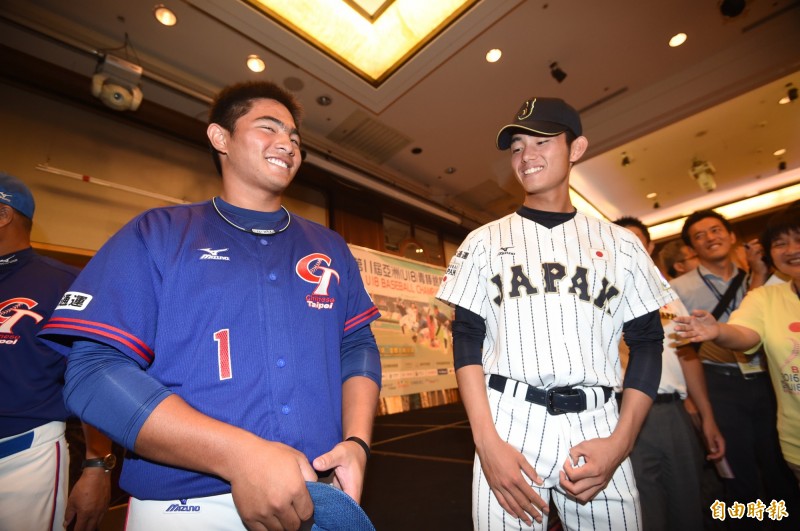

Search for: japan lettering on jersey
xmin=437 ymin=211 xmax=673 ymax=389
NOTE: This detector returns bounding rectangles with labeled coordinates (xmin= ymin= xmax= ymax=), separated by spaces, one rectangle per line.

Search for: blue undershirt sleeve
xmin=64 ymin=340 xmax=172 ymax=450
xmin=341 ymin=325 xmax=381 ymax=388
xmin=622 ymin=310 xmax=664 ymax=400
xmin=452 ymin=306 xmax=485 ymax=370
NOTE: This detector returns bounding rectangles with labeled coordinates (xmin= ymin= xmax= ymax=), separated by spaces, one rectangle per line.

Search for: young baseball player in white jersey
xmin=437 ymin=97 xmax=674 ymax=530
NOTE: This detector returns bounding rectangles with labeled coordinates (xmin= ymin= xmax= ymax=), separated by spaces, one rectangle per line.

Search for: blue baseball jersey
xmin=40 ymin=200 xmax=379 ymax=499
xmin=0 ymin=248 xmax=78 ymax=438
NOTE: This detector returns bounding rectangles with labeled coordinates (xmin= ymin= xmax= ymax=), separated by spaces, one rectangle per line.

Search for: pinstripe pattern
xmin=437 ymin=211 xmax=672 ymax=530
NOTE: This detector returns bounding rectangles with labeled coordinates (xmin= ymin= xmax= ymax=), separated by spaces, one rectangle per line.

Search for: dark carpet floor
xmin=361 ymin=402 xmax=474 ymax=530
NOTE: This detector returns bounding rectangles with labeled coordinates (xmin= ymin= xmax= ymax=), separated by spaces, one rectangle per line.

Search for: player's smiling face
xmin=509 ymin=132 xmax=586 ymax=209
xmin=687 ymin=217 xmax=736 ymax=263
xmin=211 ymin=98 xmax=302 ymax=205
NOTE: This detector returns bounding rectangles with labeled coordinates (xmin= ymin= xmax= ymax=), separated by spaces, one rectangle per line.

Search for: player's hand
xmin=64 ymin=467 xmax=111 ymax=531
xmin=673 ymin=310 xmax=720 ymax=343
xmin=560 ymin=436 xmax=627 ymax=503
xmin=476 ymin=435 xmax=547 ymax=525
xmin=229 ymin=440 xmax=318 ymax=531
xmin=701 ymin=417 xmax=726 ymax=461
xmin=312 ymin=439 xmax=368 ymax=503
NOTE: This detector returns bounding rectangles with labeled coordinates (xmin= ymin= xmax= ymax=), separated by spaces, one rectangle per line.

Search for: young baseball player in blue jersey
xmin=437 ymin=98 xmax=674 ymax=530
xmin=40 ymin=81 xmax=382 ymax=531
xmin=0 ymin=172 xmax=112 ymax=531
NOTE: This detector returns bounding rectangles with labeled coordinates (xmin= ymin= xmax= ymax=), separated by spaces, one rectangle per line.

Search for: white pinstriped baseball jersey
xmin=437 ymin=210 xmax=674 ymax=391
xmin=437 ymin=210 xmax=675 ymax=530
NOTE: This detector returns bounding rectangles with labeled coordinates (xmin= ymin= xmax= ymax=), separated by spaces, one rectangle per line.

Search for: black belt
xmin=702 ymin=364 xmax=767 ymax=380
xmin=488 ymin=374 xmax=612 ymax=415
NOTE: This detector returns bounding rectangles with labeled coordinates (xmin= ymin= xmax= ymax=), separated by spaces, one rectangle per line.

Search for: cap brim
xmin=306 ymin=481 xmax=375 ymax=531
xmin=496 ymin=123 xmax=568 ymax=150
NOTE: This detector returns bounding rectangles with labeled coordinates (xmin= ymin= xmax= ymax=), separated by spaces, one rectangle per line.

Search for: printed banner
xmin=349 ymin=245 xmax=457 ymax=398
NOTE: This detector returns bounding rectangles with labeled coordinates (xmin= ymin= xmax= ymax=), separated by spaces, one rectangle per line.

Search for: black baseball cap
xmin=496 ymin=97 xmax=582 ymax=150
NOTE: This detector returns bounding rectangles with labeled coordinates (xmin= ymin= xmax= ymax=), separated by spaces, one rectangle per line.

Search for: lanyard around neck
xmin=698 ymin=267 xmax=744 ymax=315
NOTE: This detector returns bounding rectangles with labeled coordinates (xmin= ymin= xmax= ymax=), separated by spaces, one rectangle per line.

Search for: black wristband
xmin=345 ymin=436 xmax=370 ymax=460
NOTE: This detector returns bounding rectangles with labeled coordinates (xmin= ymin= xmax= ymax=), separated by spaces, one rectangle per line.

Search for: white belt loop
xmin=583 ymin=387 xmax=603 ymax=410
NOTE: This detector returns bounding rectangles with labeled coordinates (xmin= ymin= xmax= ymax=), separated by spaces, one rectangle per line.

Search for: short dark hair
xmin=681 ymin=209 xmax=733 ymax=247
xmin=208 ymin=81 xmax=303 ymax=175
xmin=564 ymin=130 xmax=577 ymax=148
xmin=613 ymin=216 xmax=650 ymax=244
xmin=760 ymin=203 xmax=800 ymax=268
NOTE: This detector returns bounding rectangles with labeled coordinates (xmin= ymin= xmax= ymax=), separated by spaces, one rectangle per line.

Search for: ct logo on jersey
xmin=0 ymin=297 xmax=43 ymax=344
xmin=296 ymin=253 xmax=340 ymax=310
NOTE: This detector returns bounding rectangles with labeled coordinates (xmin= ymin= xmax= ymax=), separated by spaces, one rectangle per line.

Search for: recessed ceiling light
xmin=445 ymin=167 xmax=456 ymax=174
xmin=646 ymin=192 xmax=658 ymax=199
xmin=316 ymin=95 xmax=332 ymax=106
xmin=247 ymin=54 xmax=265 ymax=73
xmin=774 ymin=148 xmax=787 ymax=157
xmin=153 ymin=5 xmax=177 ymax=26
xmin=779 ymin=95 xmax=792 ymax=105
xmin=485 ymin=49 xmax=502 ymax=63
xmin=669 ymin=33 xmax=687 ymax=47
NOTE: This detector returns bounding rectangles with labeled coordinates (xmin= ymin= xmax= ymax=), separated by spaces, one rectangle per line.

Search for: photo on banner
xmin=349 ymin=245 xmax=458 ymax=414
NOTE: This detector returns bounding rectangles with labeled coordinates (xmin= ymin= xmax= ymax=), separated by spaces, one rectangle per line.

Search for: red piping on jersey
xmin=43 ymin=318 xmax=155 ymax=363
xmin=344 ymin=306 xmax=379 ymax=332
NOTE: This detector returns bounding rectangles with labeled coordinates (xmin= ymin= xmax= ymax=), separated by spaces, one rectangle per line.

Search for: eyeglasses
xmin=676 ymin=254 xmax=698 ymax=263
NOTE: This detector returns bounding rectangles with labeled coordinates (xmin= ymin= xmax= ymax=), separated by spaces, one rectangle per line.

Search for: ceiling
xmin=1 ymin=0 xmax=799 ymax=235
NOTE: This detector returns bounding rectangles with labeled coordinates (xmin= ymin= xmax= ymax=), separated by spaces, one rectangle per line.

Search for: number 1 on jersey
xmin=214 ymin=329 xmax=233 ymax=380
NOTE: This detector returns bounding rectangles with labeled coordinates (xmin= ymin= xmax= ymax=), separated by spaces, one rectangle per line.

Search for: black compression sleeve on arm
xmin=622 ymin=310 xmax=664 ymax=400
xmin=452 ymin=306 xmax=486 ymax=370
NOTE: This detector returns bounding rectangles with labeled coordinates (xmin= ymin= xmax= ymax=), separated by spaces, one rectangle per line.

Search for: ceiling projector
xmin=689 ymin=159 xmax=717 ymax=193
xmin=91 ymin=54 xmax=143 ymax=112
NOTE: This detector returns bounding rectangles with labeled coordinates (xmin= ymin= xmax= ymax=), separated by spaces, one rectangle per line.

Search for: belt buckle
xmin=546 ymin=387 xmax=571 ymax=415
